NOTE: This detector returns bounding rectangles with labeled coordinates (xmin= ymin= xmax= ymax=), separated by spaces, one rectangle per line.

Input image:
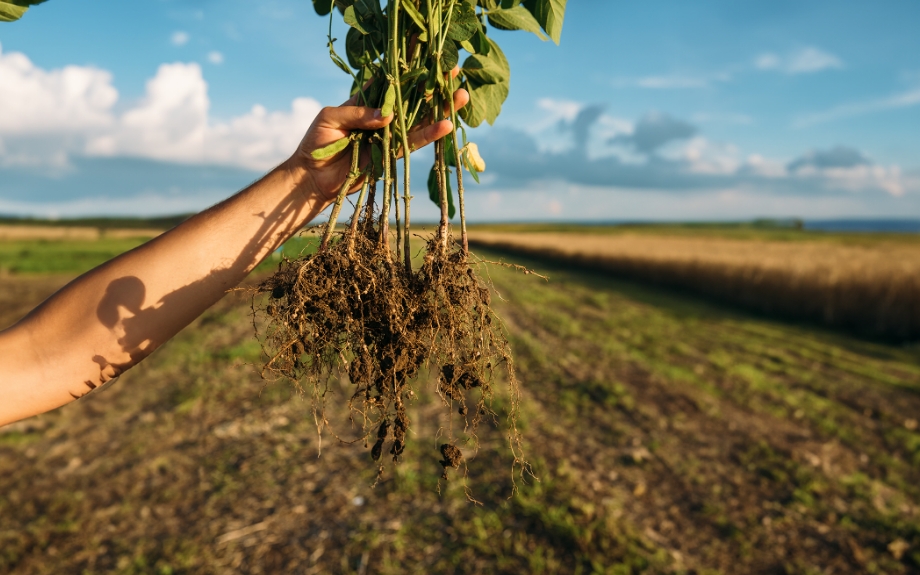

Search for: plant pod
xmin=311 ymin=136 xmax=351 ymax=160
xmin=380 ymin=82 xmax=396 ymax=117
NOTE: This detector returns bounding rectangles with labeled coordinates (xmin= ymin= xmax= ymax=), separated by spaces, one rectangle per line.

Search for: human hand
xmin=291 ymin=70 xmax=470 ymax=204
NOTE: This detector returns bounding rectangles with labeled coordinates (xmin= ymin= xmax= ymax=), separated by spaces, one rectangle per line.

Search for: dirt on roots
xmin=252 ymin=221 xmax=523 ymax=483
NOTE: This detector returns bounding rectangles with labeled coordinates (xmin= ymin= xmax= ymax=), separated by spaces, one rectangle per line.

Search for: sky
xmin=1 ymin=0 xmax=919 ymax=222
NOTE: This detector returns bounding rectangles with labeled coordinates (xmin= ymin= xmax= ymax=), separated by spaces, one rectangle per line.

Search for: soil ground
xmin=1 ymin=243 xmax=919 ymax=574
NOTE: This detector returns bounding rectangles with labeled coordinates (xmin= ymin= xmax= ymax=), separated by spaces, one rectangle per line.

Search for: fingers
xmin=318 ymin=105 xmax=395 ymax=132
xmin=405 ymin=120 xmax=454 ymax=155
xmin=407 ymin=88 xmax=470 ymax=136
xmin=452 ymin=87 xmax=470 ymax=114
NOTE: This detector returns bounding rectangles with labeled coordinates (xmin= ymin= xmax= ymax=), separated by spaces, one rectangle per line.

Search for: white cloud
xmin=678 ymin=137 xmax=741 ymax=176
xmin=0 ymin=47 xmax=322 ymax=172
xmin=791 ymin=162 xmax=905 ymax=197
xmin=87 ymin=63 xmax=321 ymax=170
xmin=171 ymin=31 xmax=190 ymax=47
xmin=525 ymin=100 xmax=631 ymax=157
xmin=207 ymin=51 xmax=224 ymax=65
xmin=477 ymin=114 xmax=916 ymax=201
xmin=755 ymin=47 xmax=843 ymax=74
xmin=86 ymin=63 xmax=209 ymax=162
xmin=754 ymin=53 xmax=781 ymax=71
xmin=744 ymin=154 xmax=786 ymax=178
xmin=636 ymin=76 xmax=709 ymax=89
xmin=460 ymin=184 xmax=919 ymax=223
xmin=613 ymin=72 xmax=730 ymax=90
xmin=787 ymin=47 xmax=844 ymax=74
xmin=793 ymin=87 xmax=920 ymax=127
xmin=535 ymin=98 xmax=581 ymax=126
xmin=0 ymin=42 xmax=117 ymax=135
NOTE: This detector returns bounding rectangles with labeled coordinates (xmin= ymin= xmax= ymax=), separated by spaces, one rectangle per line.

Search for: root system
xmin=252 ymin=207 xmax=522 ymax=481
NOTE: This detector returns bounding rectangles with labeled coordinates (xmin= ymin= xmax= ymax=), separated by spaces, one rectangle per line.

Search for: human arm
xmin=0 ymin=88 xmax=469 ymax=427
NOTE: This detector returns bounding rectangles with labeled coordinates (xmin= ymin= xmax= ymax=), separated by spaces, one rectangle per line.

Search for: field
xmin=468 ymin=224 xmax=920 ymax=341
xmin=1 ymin=227 xmax=920 ymax=574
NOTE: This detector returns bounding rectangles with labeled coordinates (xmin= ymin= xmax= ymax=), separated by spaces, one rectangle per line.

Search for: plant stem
xmin=392 ymin=158 xmax=402 ymax=263
xmin=435 ymin=131 xmax=450 ymax=252
xmin=320 ymin=136 xmax=363 ymax=251
xmin=448 ymin=86 xmax=468 ymax=255
xmin=390 ymin=0 xmax=414 ymax=274
xmin=364 ymin=177 xmax=376 ymax=233
xmin=379 ymin=125 xmax=392 ymax=254
xmin=348 ymin=177 xmax=370 ymax=256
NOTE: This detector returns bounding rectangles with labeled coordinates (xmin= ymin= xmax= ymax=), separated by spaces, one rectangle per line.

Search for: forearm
xmin=0 ymin=158 xmax=325 ymax=425
xmin=0 ymin=89 xmax=462 ymax=426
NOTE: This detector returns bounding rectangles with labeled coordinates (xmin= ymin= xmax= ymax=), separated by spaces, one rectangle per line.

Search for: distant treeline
xmin=0 ymin=215 xmax=192 ymax=231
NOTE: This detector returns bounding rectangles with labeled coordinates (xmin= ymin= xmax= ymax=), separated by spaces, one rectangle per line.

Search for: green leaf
xmin=428 ymin=164 xmax=456 ymax=219
xmin=352 ymin=0 xmax=378 ymax=18
xmin=461 ymin=37 xmax=509 ymax=85
xmin=522 ymin=0 xmax=566 ymax=44
xmin=487 ymin=6 xmax=547 ymax=41
xmin=401 ymin=0 xmax=427 ymax=34
xmin=371 ymin=142 xmax=384 ymax=178
xmin=470 ymin=27 xmax=491 ymax=56
xmin=0 ymin=2 xmax=28 ymax=22
xmin=350 ymin=65 xmax=382 ymax=105
xmin=440 ymin=40 xmax=460 ymax=72
xmin=343 ymin=6 xmax=369 ymax=34
xmin=312 ymin=0 xmax=334 ymax=16
xmin=425 ymin=63 xmax=439 ymax=95
xmin=345 ymin=27 xmax=382 ymax=69
xmin=459 ymin=38 xmax=510 ymax=127
xmin=446 ymin=1 xmax=479 ymax=43
xmin=400 ymin=67 xmax=427 ymax=87
xmin=311 ymin=136 xmax=351 ymax=160
xmin=334 ymin=0 xmax=355 ymax=12
xmin=380 ymin=82 xmax=396 ymax=117
xmin=460 ymin=80 xmax=509 ymax=127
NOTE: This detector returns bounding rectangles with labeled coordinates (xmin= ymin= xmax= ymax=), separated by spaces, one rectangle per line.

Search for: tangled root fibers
xmin=252 ymin=227 xmax=523 ymax=482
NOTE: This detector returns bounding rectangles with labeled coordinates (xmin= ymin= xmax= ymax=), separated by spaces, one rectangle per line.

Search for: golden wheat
xmin=469 ymin=231 xmax=920 ymax=341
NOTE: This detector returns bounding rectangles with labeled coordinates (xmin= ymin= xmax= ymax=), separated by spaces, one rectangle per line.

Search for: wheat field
xmin=469 ymin=230 xmax=920 ymax=341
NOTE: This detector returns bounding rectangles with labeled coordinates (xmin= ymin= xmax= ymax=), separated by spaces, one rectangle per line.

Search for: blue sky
xmin=1 ymin=0 xmax=919 ymax=221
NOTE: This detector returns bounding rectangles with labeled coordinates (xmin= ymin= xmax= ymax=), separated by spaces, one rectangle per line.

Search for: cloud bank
xmin=0 ymin=43 xmax=320 ymax=172
xmin=1 ymin=44 xmax=916 ymax=220
xmin=472 ymin=104 xmax=914 ymax=203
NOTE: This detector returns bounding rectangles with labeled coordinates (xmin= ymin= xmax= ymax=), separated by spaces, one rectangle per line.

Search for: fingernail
xmin=373 ymin=109 xmax=382 ymax=119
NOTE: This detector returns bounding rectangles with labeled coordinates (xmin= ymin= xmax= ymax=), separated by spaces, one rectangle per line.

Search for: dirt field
xmin=2 ymin=242 xmax=919 ymax=574
xmin=468 ymin=229 xmax=920 ymax=341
